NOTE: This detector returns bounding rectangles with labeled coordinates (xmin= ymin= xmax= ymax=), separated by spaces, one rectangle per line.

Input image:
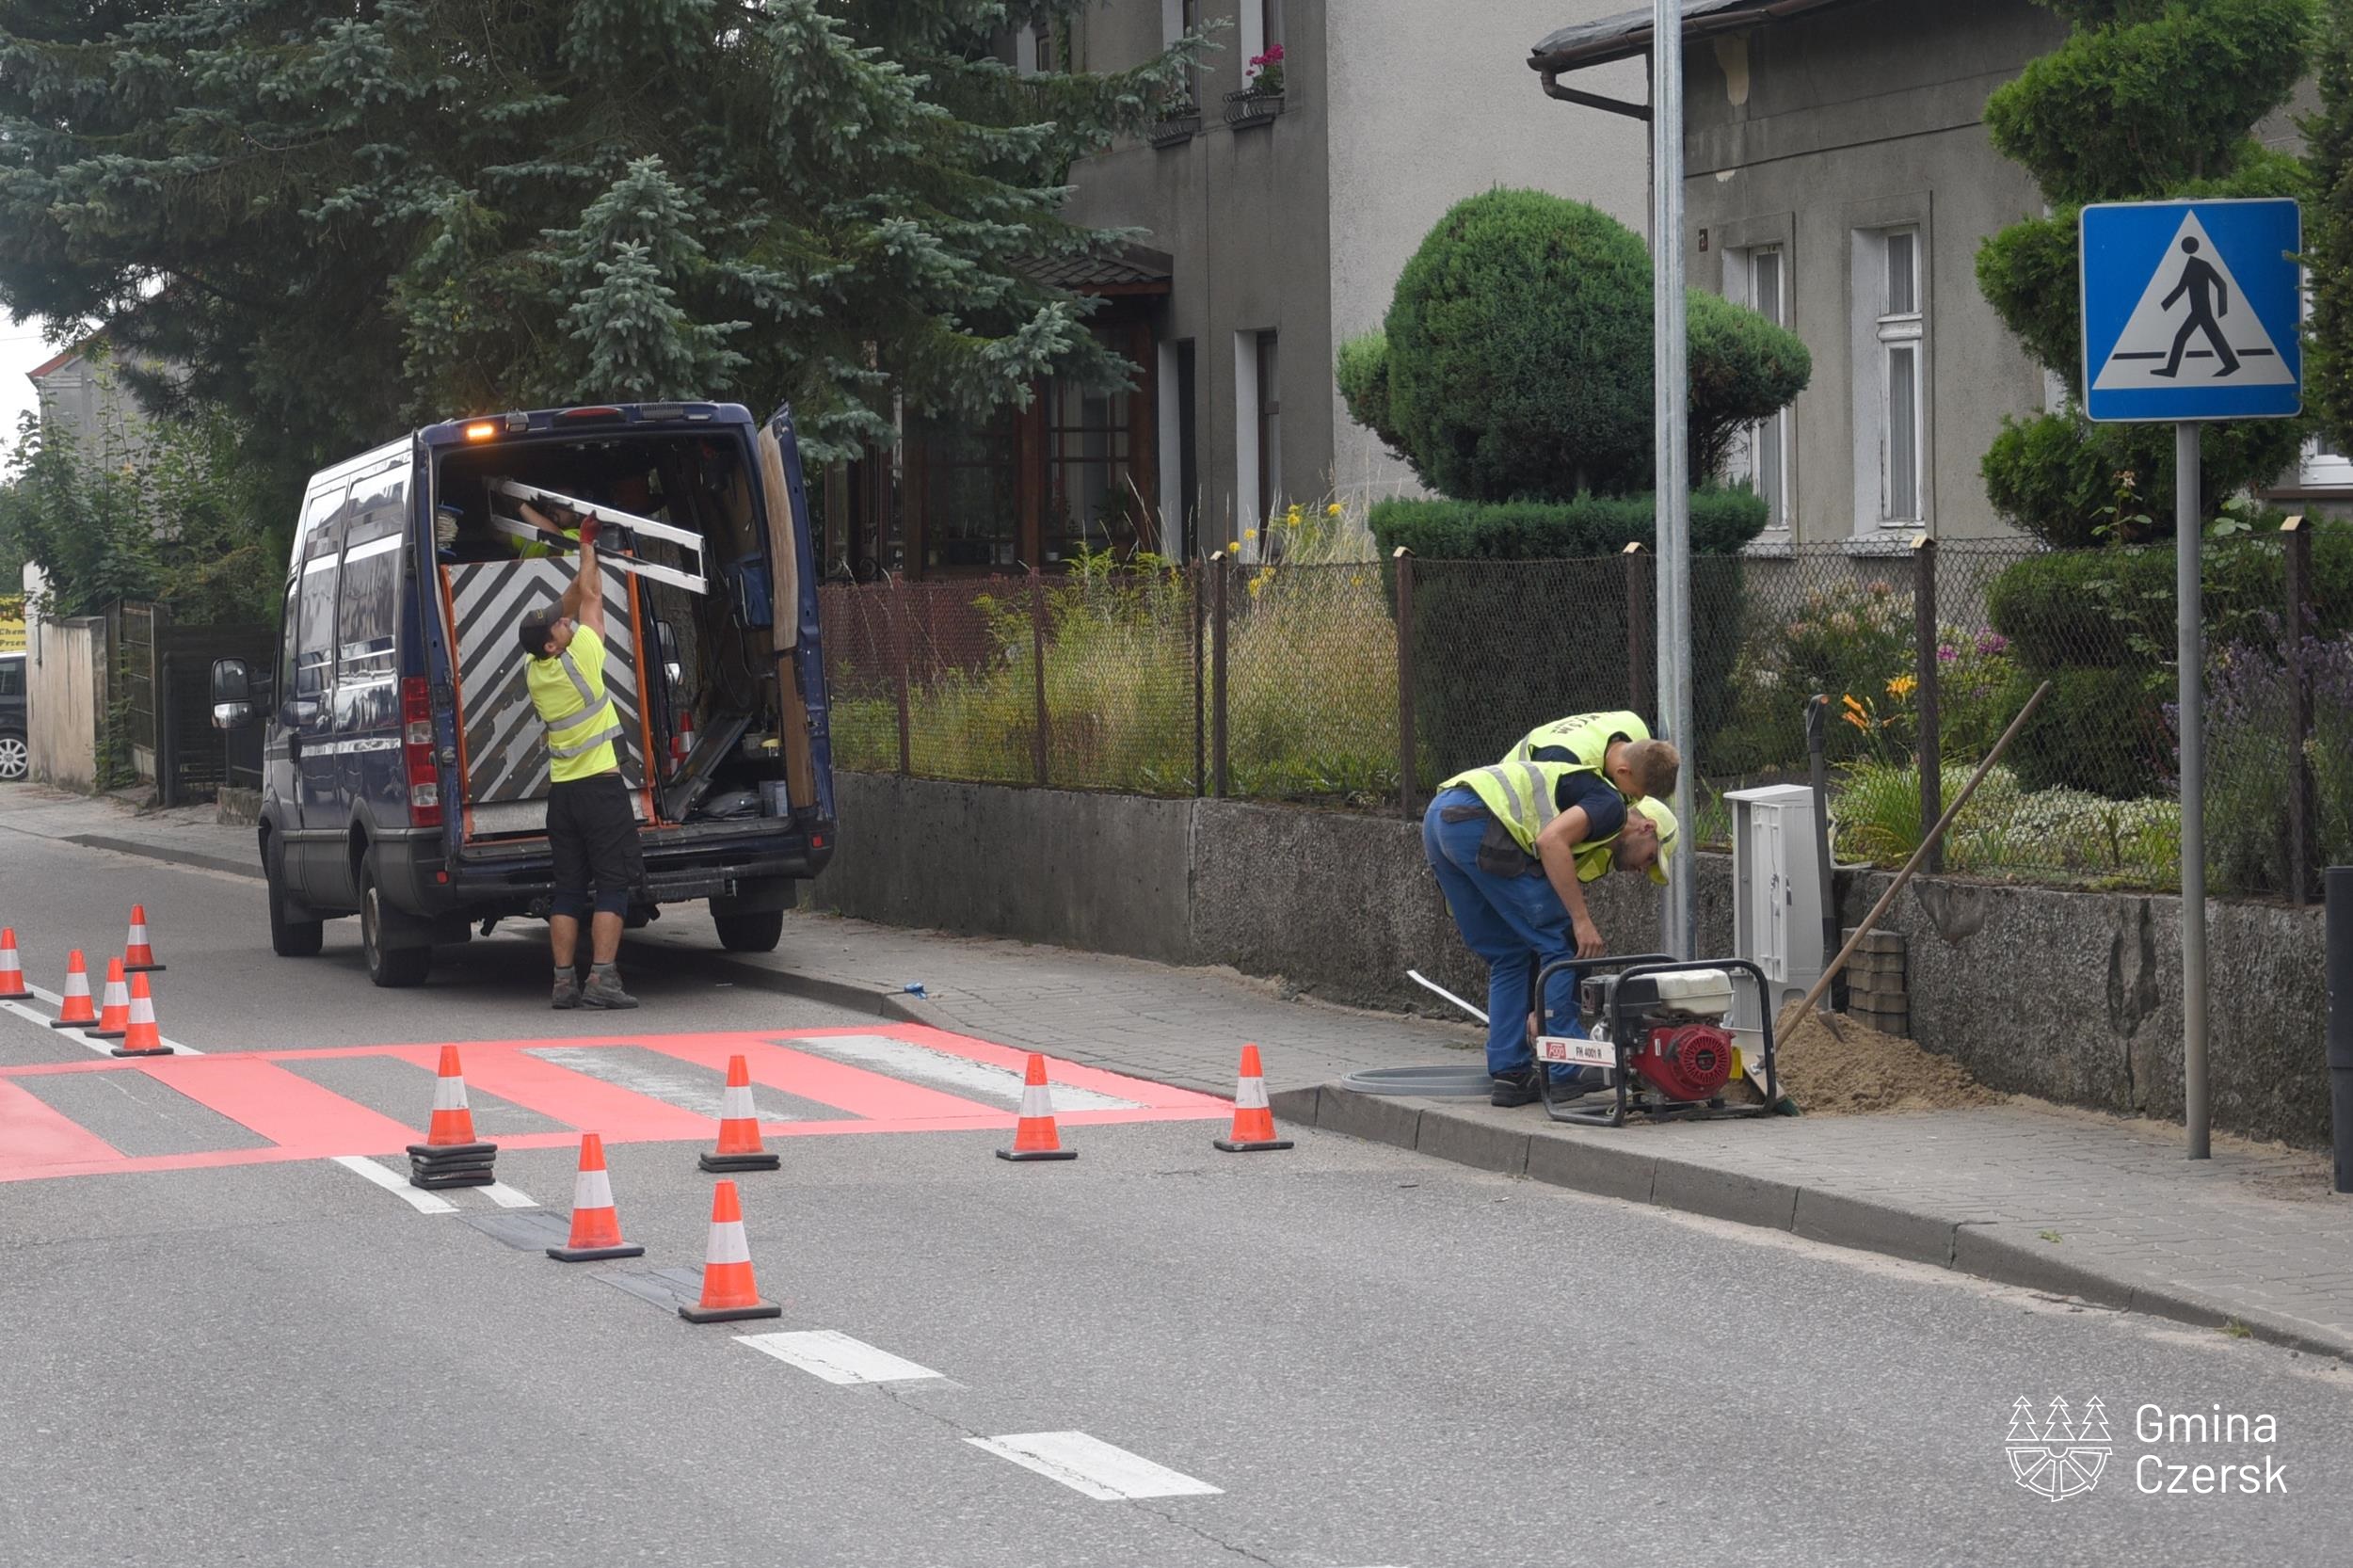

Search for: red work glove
xmin=575 ymin=510 xmax=601 ymax=548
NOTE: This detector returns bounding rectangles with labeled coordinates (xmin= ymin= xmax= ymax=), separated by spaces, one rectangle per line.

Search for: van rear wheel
xmin=266 ymin=835 xmax=324 ymax=958
xmin=713 ymin=909 xmax=784 ymax=953
xmin=360 ymin=860 xmax=431 ymax=987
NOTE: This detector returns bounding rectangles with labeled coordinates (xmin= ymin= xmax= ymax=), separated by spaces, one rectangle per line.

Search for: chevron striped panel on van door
xmin=442 ymin=561 xmax=645 ymax=812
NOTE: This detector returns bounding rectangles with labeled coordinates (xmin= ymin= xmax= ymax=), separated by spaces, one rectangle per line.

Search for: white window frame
xmin=1233 ymin=329 xmax=1261 ymax=558
xmin=1730 ymin=244 xmax=1792 ymax=534
xmin=1875 ymin=228 xmax=1924 ymax=526
xmin=1850 ymin=222 xmax=1927 ymax=536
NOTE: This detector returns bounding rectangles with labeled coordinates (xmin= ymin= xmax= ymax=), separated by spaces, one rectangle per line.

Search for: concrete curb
xmin=64 ymin=834 xmax=263 ymax=882
xmin=1305 ymin=1087 xmax=2353 ymax=1368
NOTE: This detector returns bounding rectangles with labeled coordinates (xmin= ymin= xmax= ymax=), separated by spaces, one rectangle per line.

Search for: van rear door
xmin=288 ymin=487 xmax=347 ymax=898
xmin=756 ymin=405 xmax=820 ymax=818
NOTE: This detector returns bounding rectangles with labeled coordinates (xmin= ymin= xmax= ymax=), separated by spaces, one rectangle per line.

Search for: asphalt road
xmin=3 ymin=814 xmax=2351 ymax=1567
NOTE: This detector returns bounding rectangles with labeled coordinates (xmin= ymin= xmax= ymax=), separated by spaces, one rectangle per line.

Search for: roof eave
xmin=1529 ymin=0 xmax=1863 ymax=75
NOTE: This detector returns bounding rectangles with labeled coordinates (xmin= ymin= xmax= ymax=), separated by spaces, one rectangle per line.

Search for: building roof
xmin=1024 ymin=242 xmax=1176 ymax=296
xmin=1530 ymin=0 xmax=1865 ymax=72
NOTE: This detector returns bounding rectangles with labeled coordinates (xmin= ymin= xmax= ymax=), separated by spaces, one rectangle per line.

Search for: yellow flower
xmin=1244 ymin=528 xmax=1258 ymax=541
xmin=1841 ymin=710 xmax=1868 ymax=732
xmin=1246 ymin=574 xmax=1266 ymax=598
xmin=1841 ymin=694 xmax=1865 ymax=715
xmin=1226 ymin=540 xmax=1241 ymax=553
xmin=1350 ymin=573 xmax=1365 ymax=586
xmin=1326 ymin=503 xmax=1343 ymax=518
xmin=1886 ymin=673 xmax=1918 ymax=699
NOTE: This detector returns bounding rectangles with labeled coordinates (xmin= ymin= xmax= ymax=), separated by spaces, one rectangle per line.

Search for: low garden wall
xmin=807 ymin=770 xmax=2333 ymax=1149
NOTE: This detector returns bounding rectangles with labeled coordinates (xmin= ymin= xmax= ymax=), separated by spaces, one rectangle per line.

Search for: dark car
xmin=0 ymin=651 xmax=25 ymax=782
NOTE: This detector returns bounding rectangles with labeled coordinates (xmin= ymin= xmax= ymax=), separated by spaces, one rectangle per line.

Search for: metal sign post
xmin=1652 ymin=0 xmax=1693 ymax=958
xmin=2081 ymin=198 xmax=2302 ymax=1160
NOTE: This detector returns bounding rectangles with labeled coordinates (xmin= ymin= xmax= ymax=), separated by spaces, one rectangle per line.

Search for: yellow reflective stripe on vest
xmin=1439 ymin=759 xmax=1614 ymax=881
xmin=557 ymin=648 xmax=599 ymax=709
xmin=548 ymin=719 xmax=622 ymax=759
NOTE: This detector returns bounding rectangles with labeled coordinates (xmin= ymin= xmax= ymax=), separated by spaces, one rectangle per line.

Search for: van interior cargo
xmin=432 ymin=431 xmax=798 ymax=840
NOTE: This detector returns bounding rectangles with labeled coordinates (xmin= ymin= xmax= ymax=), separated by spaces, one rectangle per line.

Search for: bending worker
xmin=1508 ymin=709 xmax=1680 ymax=804
xmin=1422 ymin=758 xmax=1676 ymax=1106
xmin=516 ymin=511 xmax=642 ymax=1010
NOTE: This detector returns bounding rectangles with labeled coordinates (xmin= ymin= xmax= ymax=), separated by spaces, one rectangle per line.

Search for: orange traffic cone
xmin=406 ymin=1045 xmax=497 ymax=1189
xmin=547 ymin=1133 xmax=645 ymax=1262
xmin=0 ymin=928 xmax=27 ymax=1000
xmin=1213 ymin=1044 xmax=1294 ymax=1153
xmin=48 ymin=950 xmax=97 ymax=1029
xmin=996 ymin=1052 xmax=1077 ymax=1162
xmin=111 ymin=970 xmax=171 ymax=1058
xmin=699 ymin=1053 xmax=780 ymax=1173
xmin=122 ymin=904 xmax=165 ymax=972
xmin=87 ymin=958 xmax=131 ymax=1042
xmin=678 ymin=1179 xmax=782 ymax=1323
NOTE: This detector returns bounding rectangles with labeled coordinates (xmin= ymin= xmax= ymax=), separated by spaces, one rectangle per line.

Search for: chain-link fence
xmin=817 ymin=529 xmax=2350 ymax=899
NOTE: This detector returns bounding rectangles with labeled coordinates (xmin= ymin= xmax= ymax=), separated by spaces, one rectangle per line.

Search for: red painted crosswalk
xmin=0 ymin=1025 xmax=1230 ymax=1184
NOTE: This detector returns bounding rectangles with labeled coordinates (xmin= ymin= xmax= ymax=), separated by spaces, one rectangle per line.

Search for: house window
xmin=1262 ymin=0 xmax=1285 ymax=52
xmin=1158 ymin=340 xmax=1199 ymax=558
xmin=1873 ymin=228 xmax=1924 ymax=526
xmin=1043 ymin=331 xmax=1141 ymax=564
xmin=1741 ymin=245 xmax=1790 ymax=529
xmin=1256 ymin=330 xmax=1283 ymax=531
xmin=913 ymin=410 xmax=1019 ymax=569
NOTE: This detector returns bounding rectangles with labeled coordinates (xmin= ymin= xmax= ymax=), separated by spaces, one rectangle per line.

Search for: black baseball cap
xmin=518 ymin=606 xmax=562 ymax=658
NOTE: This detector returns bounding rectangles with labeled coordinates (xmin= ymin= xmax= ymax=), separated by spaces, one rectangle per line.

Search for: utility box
xmin=1727 ymin=783 xmax=1829 ymax=1037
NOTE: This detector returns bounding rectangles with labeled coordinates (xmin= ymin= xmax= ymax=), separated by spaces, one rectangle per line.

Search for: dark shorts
xmin=547 ymin=773 xmax=643 ymax=903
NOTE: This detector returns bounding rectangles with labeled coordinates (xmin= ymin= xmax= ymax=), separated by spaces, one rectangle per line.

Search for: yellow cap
xmin=1630 ymin=796 xmax=1679 ymax=886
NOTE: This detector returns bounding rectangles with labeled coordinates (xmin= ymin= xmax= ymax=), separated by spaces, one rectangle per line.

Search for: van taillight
xmin=401 ymin=677 xmax=442 ymax=827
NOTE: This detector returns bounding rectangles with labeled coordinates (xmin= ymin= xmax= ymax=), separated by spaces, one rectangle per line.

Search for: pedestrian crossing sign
xmin=2080 ymin=199 xmax=2301 ymax=423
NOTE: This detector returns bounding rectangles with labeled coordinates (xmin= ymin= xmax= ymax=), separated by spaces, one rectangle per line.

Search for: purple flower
xmin=1937 ymin=645 xmax=1959 ymax=664
xmin=1977 ymin=632 xmax=2009 ymax=656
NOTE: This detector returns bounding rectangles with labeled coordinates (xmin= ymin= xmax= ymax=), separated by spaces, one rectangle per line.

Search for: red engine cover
xmin=1633 ymin=1022 xmax=1736 ymax=1102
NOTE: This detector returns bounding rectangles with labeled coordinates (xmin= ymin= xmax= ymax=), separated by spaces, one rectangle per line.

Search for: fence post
xmin=1913 ymin=533 xmax=1943 ymax=875
xmin=1395 ymin=548 xmax=1417 ymax=817
xmin=157 ymin=650 xmax=176 ymax=808
xmin=1211 ymin=551 xmax=1230 ymax=798
xmin=2285 ymin=515 xmax=2316 ymax=905
xmin=1623 ymin=542 xmax=1651 ymax=716
xmin=890 ymin=579 xmax=912 ymax=776
xmin=1030 ymin=569 xmax=1049 ymax=788
xmin=1192 ymin=562 xmax=1206 ymax=798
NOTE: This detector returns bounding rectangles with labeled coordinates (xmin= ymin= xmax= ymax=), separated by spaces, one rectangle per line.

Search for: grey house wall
xmin=1680 ymin=0 xmax=2064 ymax=544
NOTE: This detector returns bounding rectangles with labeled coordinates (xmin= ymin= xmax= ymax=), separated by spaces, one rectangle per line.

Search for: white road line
xmin=963 ymin=1432 xmax=1223 ymax=1500
xmin=480 ymin=1181 xmax=537 ymax=1209
xmin=12 ymin=981 xmax=201 ymax=1055
xmin=328 ymin=1155 xmax=456 ymax=1214
xmin=790 ymin=1034 xmax=1144 ymax=1112
xmin=734 ymin=1330 xmax=943 ymax=1385
xmin=527 ymin=1045 xmax=791 ymax=1120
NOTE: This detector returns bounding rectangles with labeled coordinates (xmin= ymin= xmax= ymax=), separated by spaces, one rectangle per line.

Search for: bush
xmin=1980 ymin=407 xmax=2309 ymax=548
xmin=2000 ymin=663 xmax=2174 ymax=798
xmin=1367 ymin=488 xmax=1769 ymax=560
xmin=1373 ymin=188 xmax=1808 ymax=502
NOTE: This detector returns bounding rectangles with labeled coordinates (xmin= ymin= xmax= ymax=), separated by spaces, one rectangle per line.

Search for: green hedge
xmin=1368 ymin=488 xmax=1769 ymax=560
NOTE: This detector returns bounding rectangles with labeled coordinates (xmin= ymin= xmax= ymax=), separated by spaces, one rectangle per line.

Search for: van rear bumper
xmin=376 ymin=820 xmax=835 ymax=919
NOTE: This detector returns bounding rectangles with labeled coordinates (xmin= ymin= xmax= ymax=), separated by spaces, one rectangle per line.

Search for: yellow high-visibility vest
xmin=527 ymin=623 xmax=621 ymax=781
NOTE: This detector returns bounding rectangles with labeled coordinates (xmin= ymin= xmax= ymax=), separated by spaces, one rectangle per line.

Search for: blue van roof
xmin=419 ymin=403 xmax=754 ymax=445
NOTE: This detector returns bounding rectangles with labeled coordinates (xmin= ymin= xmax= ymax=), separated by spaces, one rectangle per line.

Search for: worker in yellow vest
xmin=517 ymin=511 xmax=642 ymax=1010
xmin=1505 ymin=709 xmax=1680 ymax=803
xmin=1422 ymin=758 xmax=1676 ymax=1106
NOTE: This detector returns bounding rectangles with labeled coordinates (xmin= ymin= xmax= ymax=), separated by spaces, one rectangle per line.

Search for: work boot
xmin=551 ymin=968 xmax=581 ymax=1010
xmin=1490 ymin=1069 xmax=1542 ymax=1108
xmin=582 ymin=963 xmax=638 ymax=1010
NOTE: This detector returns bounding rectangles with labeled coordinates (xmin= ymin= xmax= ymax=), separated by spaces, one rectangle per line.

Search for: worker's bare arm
xmin=1534 ymin=808 xmax=1605 ymax=958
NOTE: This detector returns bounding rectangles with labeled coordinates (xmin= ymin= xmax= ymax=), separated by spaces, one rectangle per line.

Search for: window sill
xmin=1147 ymin=114 xmax=1200 ymax=149
xmin=1841 ymin=530 xmax=1924 ymax=558
xmin=1224 ymin=87 xmax=1287 ymax=130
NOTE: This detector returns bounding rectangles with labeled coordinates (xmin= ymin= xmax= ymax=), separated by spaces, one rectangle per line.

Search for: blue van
xmin=213 ymin=402 xmax=836 ymax=986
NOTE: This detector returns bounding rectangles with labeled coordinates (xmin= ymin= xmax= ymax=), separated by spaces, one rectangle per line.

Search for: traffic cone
xmin=121 ymin=904 xmax=165 ymax=972
xmin=546 ymin=1133 xmax=645 ymax=1262
xmin=678 ymin=1179 xmax=782 ymax=1323
xmin=996 ymin=1052 xmax=1077 ymax=1162
xmin=0 ymin=928 xmax=29 ymax=1000
xmin=406 ymin=1045 xmax=497 ymax=1189
xmin=47 ymin=950 xmax=97 ymax=1029
xmin=87 ymin=958 xmax=131 ymax=1042
xmin=1213 ymin=1044 xmax=1294 ymax=1153
xmin=111 ymin=970 xmax=171 ymax=1058
xmin=699 ymin=1053 xmax=780 ymax=1173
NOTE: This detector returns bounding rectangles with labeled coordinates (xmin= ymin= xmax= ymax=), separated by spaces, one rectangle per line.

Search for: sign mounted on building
xmin=2080 ymin=199 xmax=2302 ymax=424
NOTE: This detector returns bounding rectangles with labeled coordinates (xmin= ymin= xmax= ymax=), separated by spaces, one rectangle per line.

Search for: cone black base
xmin=0 ymin=991 xmax=27 ymax=1003
xmin=125 ymin=963 xmax=166 ymax=973
xmin=996 ymin=1147 xmax=1079 ymax=1161
xmin=1212 ymin=1136 xmax=1294 ymax=1152
xmin=409 ymin=1167 xmax=496 ymax=1190
xmin=86 ymin=1026 xmax=126 ymax=1041
xmin=678 ymin=1300 xmax=783 ymax=1323
xmin=697 ymin=1151 xmax=781 ymax=1173
xmin=408 ymin=1139 xmax=498 ymax=1190
xmin=110 ymin=1044 xmax=172 ymax=1059
xmin=407 ymin=1141 xmax=498 ymax=1161
xmin=49 ymin=1017 xmax=97 ymax=1031
xmin=546 ymin=1241 xmax=646 ymax=1262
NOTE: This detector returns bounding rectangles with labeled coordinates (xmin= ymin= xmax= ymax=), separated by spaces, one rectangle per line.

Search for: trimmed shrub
xmin=1981 ymin=403 xmax=2309 ymax=549
xmin=1368 ymin=488 xmax=1769 ymax=560
xmin=1335 ymin=330 xmax=1407 ymax=466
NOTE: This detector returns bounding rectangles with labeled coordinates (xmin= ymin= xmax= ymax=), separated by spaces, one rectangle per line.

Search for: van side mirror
xmin=656 ymin=619 xmax=681 ymax=686
xmin=211 ymin=658 xmax=254 ymax=730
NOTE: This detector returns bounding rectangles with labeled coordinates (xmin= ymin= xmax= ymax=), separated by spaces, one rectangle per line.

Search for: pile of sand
xmin=1742 ymin=1003 xmax=2007 ymax=1116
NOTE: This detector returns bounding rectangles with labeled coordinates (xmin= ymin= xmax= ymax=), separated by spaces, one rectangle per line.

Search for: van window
xmin=337 ymin=471 xmax=406 ymax=685
xmin=294 ymin=486 xmax=348 ymax=699
xmin=0 ymin=659 xmax=22 ymax=697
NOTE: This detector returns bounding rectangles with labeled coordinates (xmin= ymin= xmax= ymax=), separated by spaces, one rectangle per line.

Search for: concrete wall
xmin=810 ymin=770 xmax=2334 ymax=1148
xmin=26 ymin=616 xmax=104 ymax=792
xmin=1681 ymin=0 xmax=2063 ymax=544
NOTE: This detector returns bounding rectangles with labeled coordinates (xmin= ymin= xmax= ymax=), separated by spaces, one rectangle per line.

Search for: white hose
xmin=1406 ymin=968 xmax=1488 ymax=1024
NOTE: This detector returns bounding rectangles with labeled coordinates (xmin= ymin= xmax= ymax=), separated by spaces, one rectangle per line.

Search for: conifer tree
xmin=1976 ymin=0 xmax=2313 ymax=545
xmin=2304 ymin=0 xmax=2353 ymax=446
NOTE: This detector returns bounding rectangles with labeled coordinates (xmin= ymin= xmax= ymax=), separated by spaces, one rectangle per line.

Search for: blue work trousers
xmin=1421 ymin=788 xmax=1582 ymax=1080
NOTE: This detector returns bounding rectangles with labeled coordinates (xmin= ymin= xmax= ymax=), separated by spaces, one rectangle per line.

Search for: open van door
xmin=756 ymin=406 xmax=817 ymax=813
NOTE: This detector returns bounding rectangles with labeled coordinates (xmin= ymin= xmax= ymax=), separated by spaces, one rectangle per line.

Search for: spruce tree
xmin=1976 ymin=0 xmax=2313 ymax=545
xmin=0 ymin=2 xmax=1196 ymax=493
xmin=2304 ymin=0 xmax=2353 ymax=447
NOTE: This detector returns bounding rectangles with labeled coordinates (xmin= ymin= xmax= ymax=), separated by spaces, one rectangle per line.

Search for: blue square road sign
xmin=2080 ymin=199 xmax=2302 ymax=424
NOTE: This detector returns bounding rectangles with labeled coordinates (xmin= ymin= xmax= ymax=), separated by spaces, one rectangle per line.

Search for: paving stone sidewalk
xmin=14 ymin=784 xmax=2353 ymax=1362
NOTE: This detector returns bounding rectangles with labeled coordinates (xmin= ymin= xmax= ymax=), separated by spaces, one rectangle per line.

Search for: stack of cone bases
xmin=47 ymin=950 xmax=97 ymax=1029
xmin=0 ymin=928 xmax=28 ymax=1000
xmin=996 ymin=1053 xmax=1077 ymax=1162
xmin=111 ymin=971 xmax=171 ymax=1059
xmin=406 ymin=1045 xmax=498 ymax=1189
xmin=678 ymin=1179 xmax=782 ymax=1323
xmin=547 ymin=1134 xmax=645 ymax=1262
xmin=699 ymin=1054 xmax=780 ymax=1173
xmin=121 ymin=904 xmax=165 ymax=972
xmin=86 ymin=958 xmax=131 ymax=1042
xmin=1213 ymin=1044 xmax=1293 ymax=1153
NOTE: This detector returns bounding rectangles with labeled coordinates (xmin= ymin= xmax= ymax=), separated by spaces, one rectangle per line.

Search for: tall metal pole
xmin=1652 ymin=1 xmax=1694 ymax=957
xmin=2177 ymin=421 xmax=2209 ymax=1160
